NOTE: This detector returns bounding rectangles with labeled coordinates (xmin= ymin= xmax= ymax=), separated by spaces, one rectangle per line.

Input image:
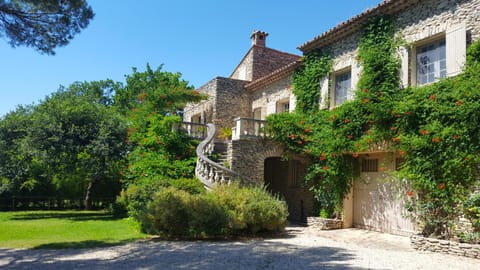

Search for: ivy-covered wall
xmin=267 ymin=14 xmax=480 ymax=239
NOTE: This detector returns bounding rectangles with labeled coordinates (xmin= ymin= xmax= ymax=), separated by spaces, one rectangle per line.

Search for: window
xmin=276 ymin=99 xmax=290 ymax=113
xmin=416 ymin=39 xmax=446 ymax=85
xmin=361 ymin=158 xmax=378 ymax=172
xmin=334 ymin=71 xmax=352 ymax=106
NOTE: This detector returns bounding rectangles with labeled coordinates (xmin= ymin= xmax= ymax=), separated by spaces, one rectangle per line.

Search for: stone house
xmin=184 ymin=0 xmax=480 ymax=233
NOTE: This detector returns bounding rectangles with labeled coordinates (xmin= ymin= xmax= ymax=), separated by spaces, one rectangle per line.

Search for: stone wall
xmin=213 ymin=77 xmax=250 ymax=131
xmin=230 ymin=50 xmax=254 ymax=81
xmin=314 ymin=0 xmax=480 ymax=100
xmin=250 ymin=76 xmax=293 ymax=119
xmin=307 ymin=217 xmax=343 ymax=230
xmin=184 ymin=77 xmax=249 ymax=132
xmin=183 ymin=78 xmax=217 ymax=124
xmin=228 ymin=138 xmax=284 ymax=184
xmin=410 ymin=235 xmax=480 ymax=259
xmin=397 ymin=0 xmax=480 ymax=43
xmin=228 ymin=138 xmax=315 ymax=222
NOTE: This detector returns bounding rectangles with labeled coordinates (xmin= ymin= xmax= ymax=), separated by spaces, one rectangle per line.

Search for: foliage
xmin=0 ymin=81 xmax=127 ymax=209
xmin=120 ymin=64 xmax=206 ymax=184
xmin=0 ymin=210 xmax=146 ymax=249
xmin=208 ymin=183 xmax=288 ymax=234
xmin=267 ymin=16 xmax=480 ymax=237
xmin=292 ymin=50 xmax=332 ymax=113
xmin=218 ymin=127 xmax=233 ymax=140
xmin=463 ymin=193 xmax=480 ymax=231
xmin=134 ymin=184 xmax=288 ymax=237
xmin=0 ymin=0 xmax=94 ymax=55
xmin=119 ymin=176 xmax=205 ymax=223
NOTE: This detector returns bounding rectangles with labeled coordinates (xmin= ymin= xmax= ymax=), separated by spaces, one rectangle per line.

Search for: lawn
xmin=0 ymin=210 xmax=148 ymax=249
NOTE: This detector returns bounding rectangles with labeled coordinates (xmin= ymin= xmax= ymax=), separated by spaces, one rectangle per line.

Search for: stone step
xmin=214 ymin=141 xmax=228 ymax=153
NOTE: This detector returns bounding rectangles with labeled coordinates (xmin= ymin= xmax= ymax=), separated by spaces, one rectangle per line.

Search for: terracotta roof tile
xmin=298 ymin=0 xmax=418 ymax=52
xmin=245 ymin=59 xmax=302 ymax=91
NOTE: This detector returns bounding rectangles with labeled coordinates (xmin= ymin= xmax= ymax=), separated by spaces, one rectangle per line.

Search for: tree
xmin=31 ymin=81 xmax=127 ymax=209
xmin=0 ymin=80 xmax=127 ymax=209
xmin=119 ymin=64 xmax=206 ymax=183
xmin=0 ymin=0 xmax=94 ymax=55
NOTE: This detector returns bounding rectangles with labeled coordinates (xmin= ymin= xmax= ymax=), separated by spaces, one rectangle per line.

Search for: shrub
xmin=187 ymin=195 xmax=229 ymax=236
xmin=144 ymin=187 xmax=192 ymax=235
xmin=209 ymin=183 xmax=288 ymax=234
xmin=118 ymin=176 xmax=205 ymax=225
xmin=135 ymin=183 xmax=288 ymax=237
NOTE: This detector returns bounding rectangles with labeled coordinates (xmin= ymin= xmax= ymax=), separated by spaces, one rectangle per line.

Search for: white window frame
xmin=415 ymin=38 xmax=446 ymax=86
xmin=276 ymin=98 xmax=290 ymax=113
xmin=332 ymin=69 xmax=353 ymax=107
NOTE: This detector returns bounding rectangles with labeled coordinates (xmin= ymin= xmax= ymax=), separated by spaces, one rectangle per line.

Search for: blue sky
xmin=0 ymin=0 xmax=382 ymax=117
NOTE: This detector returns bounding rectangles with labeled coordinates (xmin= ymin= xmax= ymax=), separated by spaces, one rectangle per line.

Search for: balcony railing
xmin=176 ymin=122 xmax=207 ymax=140
xmin=232 ymin=117 xmax=268 ymax=140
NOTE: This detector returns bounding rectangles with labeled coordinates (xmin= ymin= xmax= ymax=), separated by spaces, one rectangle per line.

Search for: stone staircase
xmin=211 ymin=142 xmax=229 ymax=166
xmin=194 ymin=123 xmax=250 ymax=189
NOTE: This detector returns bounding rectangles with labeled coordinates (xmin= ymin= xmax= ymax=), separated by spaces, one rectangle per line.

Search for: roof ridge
xmin=298 ymin=0 xmax=419 ymax=52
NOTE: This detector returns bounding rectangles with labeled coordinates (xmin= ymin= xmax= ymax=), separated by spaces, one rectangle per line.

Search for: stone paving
xmin=0 ymin=226 xmax=478 ymax=269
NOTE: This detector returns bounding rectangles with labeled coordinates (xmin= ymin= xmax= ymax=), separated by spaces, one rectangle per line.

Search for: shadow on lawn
xmin=10 ymin=211 xmax=119 ymax=221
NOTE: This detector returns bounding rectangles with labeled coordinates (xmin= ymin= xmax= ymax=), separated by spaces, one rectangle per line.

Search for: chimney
xmin=251 ymin=30 xmax=268 ymax=47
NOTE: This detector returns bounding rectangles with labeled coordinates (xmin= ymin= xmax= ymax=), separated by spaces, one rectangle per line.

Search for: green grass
xmin=0 ymin=210 xmax=148 ymax=249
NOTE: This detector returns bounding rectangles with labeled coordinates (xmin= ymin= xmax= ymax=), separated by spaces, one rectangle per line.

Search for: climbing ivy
xmin=267 ymin=16 xmax=480 ymax=238
xmin=292 ymin=50 xmax=332 ymax=114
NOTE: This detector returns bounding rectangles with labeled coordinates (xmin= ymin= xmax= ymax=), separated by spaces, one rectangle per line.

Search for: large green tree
xmin=0 ymin=0 xmax=94 ymax=54
xmin=119 ymin=65 xmax=206 ymax=184
xmin=0 ymin=80 xmax=127 ymax=209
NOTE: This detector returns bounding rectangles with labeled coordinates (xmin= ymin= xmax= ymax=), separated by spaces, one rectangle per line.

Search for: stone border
xmin=307 ymin=217 xmax=343 ymax=230
xmin=410 ymin=234 xmax=480 ymax=259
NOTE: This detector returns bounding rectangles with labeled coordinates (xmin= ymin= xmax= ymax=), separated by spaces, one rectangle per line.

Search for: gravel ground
xmin=0 ymin=226 xmax=478 ymax=270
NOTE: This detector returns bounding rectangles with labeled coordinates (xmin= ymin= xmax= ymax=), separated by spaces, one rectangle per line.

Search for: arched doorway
xmin=264 ymin=157 xmax=315 ymax=223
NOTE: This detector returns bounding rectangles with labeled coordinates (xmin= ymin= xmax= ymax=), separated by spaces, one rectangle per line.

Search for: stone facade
xmin=410 ymin=234 xmax=480 ymax=259
xmin=228 ymin=138 xmax=285 ymax=184
xmin=212 ymin=77 xmax=250 ymax=131
xmin=183 ymin=77 xmax=217 ymax=124
xmin=227 ymin=138 xmax=315 ymax=222
xmin=183 ymin=77 xmax=250 ymax=132
xmin=397 ymin=0 xmax=480 ymax=43
xmin=187 ymin=0 xmax=480 ymax=234
xmin=249 ymin=76 xmax=293 ymax=119
xmin=230 ymin=46 xmax=299 ymax=82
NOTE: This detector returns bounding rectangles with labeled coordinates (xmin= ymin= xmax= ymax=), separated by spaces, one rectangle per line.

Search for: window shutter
xmin=319 ymin=76 xmax=329 ymax=109
xmin=351 ymin=58 xmax=361 ymax=93
xmin=399 ymin=47 xmax=409 ymax=88
xmin=446 ymin=23 xmax=466 ymax=77
xmin=266 ymin=101 xmax=277 ymax=116
xmin=289 ymin=94 xmax=296 ymax=112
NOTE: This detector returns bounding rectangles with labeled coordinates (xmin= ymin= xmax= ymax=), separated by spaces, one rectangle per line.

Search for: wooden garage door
xmin=353 ymin=154 xmax=415 ymax=236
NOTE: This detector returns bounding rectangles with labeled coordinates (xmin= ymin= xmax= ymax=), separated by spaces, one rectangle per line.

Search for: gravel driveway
xmin=0 ymin=226 xmax=477 ymax=269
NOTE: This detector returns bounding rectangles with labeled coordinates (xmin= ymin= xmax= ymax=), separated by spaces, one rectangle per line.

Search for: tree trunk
xmin=84 ymin=177 xmax=95 ymax=210
xmin=85 ymin=157 xmax=105 ymax=210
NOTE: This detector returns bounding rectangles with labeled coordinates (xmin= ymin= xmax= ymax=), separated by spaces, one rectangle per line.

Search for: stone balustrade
xmin=176 ymin=122 xmax=207 ymax=140
xmin=232 ymin=117 xmax=268 ymax=140
xmin=195 ymin=123 xmax=251 ymax=189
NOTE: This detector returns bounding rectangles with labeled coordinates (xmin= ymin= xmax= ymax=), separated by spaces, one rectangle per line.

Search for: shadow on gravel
xmin=32 ymin=239 xmax=140 ymax=250
xmin=0 ymin=239 xmax=371 ymax=270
